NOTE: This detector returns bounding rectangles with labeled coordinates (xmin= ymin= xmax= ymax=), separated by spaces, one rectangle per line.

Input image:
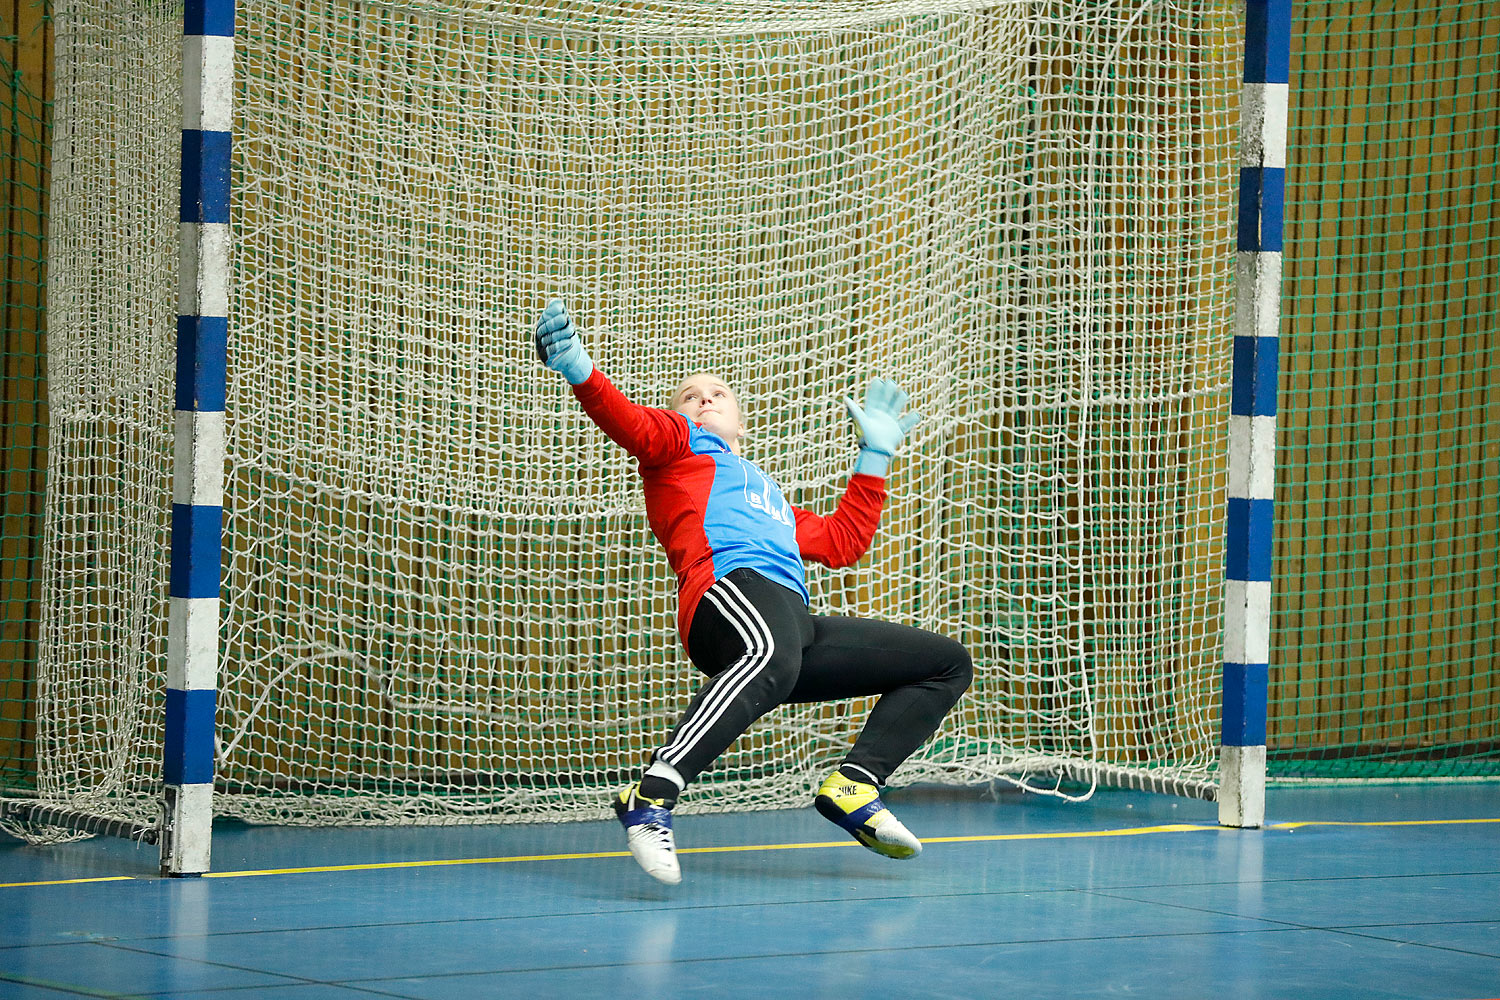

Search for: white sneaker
xmin=613 ymin=784 xmax=681 ymax=884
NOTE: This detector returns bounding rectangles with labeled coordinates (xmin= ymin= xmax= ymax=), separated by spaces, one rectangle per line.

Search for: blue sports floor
xmin=2 ymin=783 xmax=1497 ymax=999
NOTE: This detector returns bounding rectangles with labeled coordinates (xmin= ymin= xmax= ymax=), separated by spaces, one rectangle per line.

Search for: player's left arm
xmin=795 ymin=379 xmax=921 ymax=568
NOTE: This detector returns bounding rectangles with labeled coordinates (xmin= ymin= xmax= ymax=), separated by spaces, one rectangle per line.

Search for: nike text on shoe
xmin=814 ymin=771 xmax=922 ymax=860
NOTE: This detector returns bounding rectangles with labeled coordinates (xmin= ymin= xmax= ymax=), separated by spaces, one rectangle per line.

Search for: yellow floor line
xmin=0 ymin=875 xmax=135 ymax=888
xmin=2 ymin=816 xmax=1495 ymax=888
xmin=1269 ymin=817 xmax=1500 ymax=830
xmin=202 ymin=822 xmax=1225 ymax=878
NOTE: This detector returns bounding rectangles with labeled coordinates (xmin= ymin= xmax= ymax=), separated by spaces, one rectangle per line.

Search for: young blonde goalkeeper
xmin=535 ymin=299 xmax=972 ymax=884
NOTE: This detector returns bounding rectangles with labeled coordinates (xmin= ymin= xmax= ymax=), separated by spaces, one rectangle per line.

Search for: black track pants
xmin=653 ymin=568 xmax=973 ymax=787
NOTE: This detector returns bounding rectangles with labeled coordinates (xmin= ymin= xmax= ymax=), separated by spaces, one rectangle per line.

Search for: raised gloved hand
xmin=844 ymin=379 xmax=922 ymax=478
xmin=534 ymin=298 xmax=594 ymax=385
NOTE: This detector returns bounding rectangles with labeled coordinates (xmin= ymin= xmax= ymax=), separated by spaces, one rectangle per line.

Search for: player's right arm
xmin=534 ymin=299 xmax=688 ymax=467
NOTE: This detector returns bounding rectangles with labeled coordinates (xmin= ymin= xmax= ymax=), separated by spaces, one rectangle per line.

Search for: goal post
xmin=1219 ymin=0 xmax=1292 ymax=830
xmin=161 ymin=0 xmax=236 ymax=875
xmin=11 ymin=0 xmax=1264 ymax=865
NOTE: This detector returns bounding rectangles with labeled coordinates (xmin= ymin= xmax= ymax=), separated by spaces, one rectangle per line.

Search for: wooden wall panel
xmin=0 ymin=0 xmax=50 ymax=789
xmin=1273 ymin=3 xmax=1500 ymax=768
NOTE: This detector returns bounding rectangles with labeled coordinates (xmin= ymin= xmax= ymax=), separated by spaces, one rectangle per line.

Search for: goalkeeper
xmin=534 ymin=300 xmax=972 ymax=885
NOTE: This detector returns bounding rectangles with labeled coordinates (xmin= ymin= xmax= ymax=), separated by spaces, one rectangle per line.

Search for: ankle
xmin=837 ymin=763 xmax=882 ymax=787
xmin=637 ymin=775 xmax=680 ymax=808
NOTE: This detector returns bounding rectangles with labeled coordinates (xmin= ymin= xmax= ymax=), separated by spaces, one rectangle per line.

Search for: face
xmin=672 ymin=373 xmax=744 ymax=452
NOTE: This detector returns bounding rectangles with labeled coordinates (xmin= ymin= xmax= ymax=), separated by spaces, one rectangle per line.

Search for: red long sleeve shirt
xmin=572 ymin=369 xmax=887 ymax=647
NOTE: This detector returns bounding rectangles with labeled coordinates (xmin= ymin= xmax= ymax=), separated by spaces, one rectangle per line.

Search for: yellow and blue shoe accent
xmin=614 ymin=783 xmax=681 ymax=884
xmin=814 ymin=770 xmax=922 ymax=860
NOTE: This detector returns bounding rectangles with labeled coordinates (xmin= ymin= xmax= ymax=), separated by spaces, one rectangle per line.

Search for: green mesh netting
xmin=1272 ymin=2 xmax=1500 ymax=779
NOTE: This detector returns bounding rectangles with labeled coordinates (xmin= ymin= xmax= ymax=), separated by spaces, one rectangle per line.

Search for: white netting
xmin=25 ymin=0 xmax=1240 ymax=834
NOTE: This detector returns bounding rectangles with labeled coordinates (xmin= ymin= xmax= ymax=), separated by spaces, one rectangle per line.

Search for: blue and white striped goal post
xmin=1220 ymin=0 xmax=1291 ymax=829
xmin=163 ymin=0 xmax=234 ymax=876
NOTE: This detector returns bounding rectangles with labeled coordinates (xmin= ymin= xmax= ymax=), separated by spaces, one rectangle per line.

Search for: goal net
xmin=18 ymin=0 xmax=1241 ymax=836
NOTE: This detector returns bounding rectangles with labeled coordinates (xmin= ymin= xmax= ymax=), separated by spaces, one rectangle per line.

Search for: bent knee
xmin=943 ymin=640 xmax=975 ymax=691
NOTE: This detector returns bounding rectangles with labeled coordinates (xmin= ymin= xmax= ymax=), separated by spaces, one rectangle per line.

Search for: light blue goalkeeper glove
xmin=845 ymin=378 xmax=922 ymax=478
xmin=534 ymin=298 xmax=594 ymax=385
